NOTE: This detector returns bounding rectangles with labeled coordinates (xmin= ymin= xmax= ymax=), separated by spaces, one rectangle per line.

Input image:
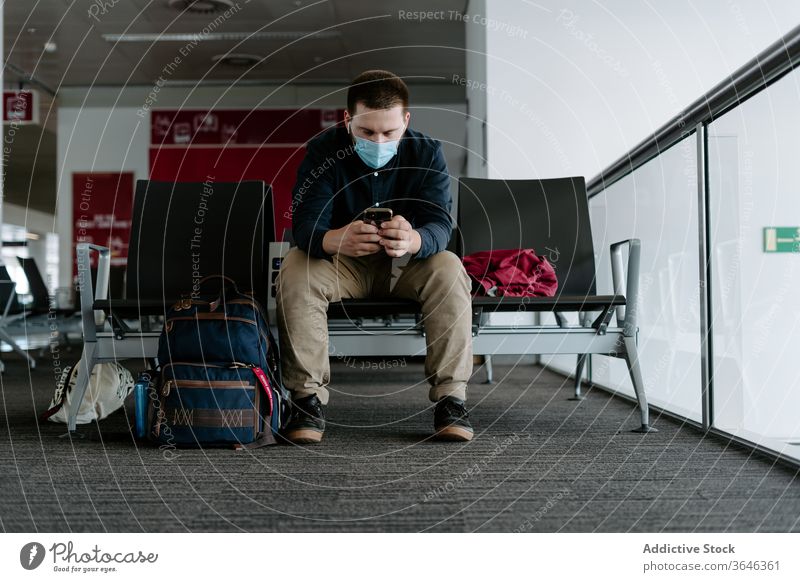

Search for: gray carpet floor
xmin=1 ymin=354 xmax=798 ymax=532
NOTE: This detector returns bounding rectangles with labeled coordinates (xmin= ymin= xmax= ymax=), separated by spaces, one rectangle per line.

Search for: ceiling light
xmin=168 ymin=0 xmax=235 ymax=13
xmin=103 ymin=30 xmax=340 ymax=42
xmin=211 ymin=53 xmax=263 ymax=67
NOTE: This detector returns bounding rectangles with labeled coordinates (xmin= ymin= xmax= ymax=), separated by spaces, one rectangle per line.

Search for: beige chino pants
xmin=276 ymin=248 xmax=473 ymax=404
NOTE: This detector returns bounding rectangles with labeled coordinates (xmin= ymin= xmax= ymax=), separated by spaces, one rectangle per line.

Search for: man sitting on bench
xmin=277 ymin=69 xmax=474 ymax=444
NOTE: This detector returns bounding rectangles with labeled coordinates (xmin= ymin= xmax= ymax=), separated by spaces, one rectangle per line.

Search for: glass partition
xmin=589 ymin=135 xmax=703 ymax=422
xmin=579 ymin=31 xmax=800 ymax=464
xmin=707 ymin=66 xmax=800 ymax=457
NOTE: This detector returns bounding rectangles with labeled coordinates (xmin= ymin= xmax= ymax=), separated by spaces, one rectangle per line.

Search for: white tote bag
xmin=41 ymin=360 xmax=134 ymax=424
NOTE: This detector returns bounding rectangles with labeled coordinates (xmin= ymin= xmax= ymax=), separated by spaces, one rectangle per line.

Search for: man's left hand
xmin=378 ymin=215 xmax=421 ymax=258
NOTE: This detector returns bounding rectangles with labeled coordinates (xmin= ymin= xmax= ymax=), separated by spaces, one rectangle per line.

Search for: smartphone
xmin=363 ymin=207 xmax=393 ymax=226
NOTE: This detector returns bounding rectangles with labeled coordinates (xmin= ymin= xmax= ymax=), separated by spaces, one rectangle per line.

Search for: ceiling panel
xmin=5 ymin=0 xmax=466 ymax=87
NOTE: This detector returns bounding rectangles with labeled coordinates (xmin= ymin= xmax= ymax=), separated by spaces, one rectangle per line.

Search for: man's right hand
xmin=322 ymin=221 xmax=382 ymax=257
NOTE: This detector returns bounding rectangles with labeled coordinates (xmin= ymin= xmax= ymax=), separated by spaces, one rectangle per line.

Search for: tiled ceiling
xmin=5 ymin=0 xmax=468 ymax=88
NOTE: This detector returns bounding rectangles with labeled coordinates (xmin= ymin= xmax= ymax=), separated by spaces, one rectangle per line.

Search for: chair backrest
xmin=457 ymin=177 xmax=597 ymax=296
xmin=76 ymin=266 xmax=124 ymax=308
xmin=126 ymin=180 xmax=273 ymax=303
xmin=0 ymin=265 xmax=24 ymax=314
xmin=18 ymin=257 xmax=50 ymax=312
xmin=90 ymin=266 xmax=127 ymax=301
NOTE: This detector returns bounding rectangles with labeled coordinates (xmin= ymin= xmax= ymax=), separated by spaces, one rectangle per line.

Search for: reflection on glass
xmin=708 ymin=67 xmax=800 ymax=458
xmin=589 ymin=135 xmax=702 ymax=422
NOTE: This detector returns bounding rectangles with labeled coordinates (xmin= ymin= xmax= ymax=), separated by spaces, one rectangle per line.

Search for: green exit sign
xmin=764 ymin=227 xmax=800 ymax=253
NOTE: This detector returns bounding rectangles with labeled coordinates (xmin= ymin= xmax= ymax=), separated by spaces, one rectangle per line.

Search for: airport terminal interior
xmin=1 ymin=0 xmax=799 ymax=532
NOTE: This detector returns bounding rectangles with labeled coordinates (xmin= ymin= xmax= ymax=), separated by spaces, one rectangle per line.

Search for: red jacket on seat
xmin=462 ymin=249 xmax=558 ymax=297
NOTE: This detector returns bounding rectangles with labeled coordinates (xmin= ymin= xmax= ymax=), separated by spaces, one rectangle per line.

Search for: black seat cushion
xmin=325 ymin=294 xmax=624 ymax=319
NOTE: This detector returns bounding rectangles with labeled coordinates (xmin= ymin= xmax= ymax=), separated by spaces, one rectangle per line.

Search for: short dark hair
xmin=347 ymin=70 xmax=409 ymax=114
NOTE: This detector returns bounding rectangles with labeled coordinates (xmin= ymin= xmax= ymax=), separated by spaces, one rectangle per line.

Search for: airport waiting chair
xmin=456 ymin=177 xmax=652 ymax=430
xmin=80 ymin=266 xmax=125 ymax=306
xmin=0 ymin=265 xmax=38 ymax=370
xmin=69 ymin=180 xmax=272 ymax=432
xmin=18 ymin=257 xmax=76 ymax=315
xmin=267 ymin=176 xmax=653 ymax=432
xmin=18 ymin=257 xmax=56 ymax=314
xmin=16 ymin=256 xmax=82 ymax=345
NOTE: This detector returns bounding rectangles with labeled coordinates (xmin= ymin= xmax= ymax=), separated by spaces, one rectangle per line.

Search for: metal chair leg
xmin=67 ymin=343 xmax=98 ymax=432
xmin=623 ymin=336 xmax=657 ymax=433
xmin=569 ymin=353 xmax=588 ymax=400
xmin=485 ymin=354 xmax=494 ymax=384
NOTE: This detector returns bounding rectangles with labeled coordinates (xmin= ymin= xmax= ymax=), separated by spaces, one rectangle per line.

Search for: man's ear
xmin=343 ymin=110 xmax=351 ymax=131
xmin=404 ymin=110 xmax=411 ymax=126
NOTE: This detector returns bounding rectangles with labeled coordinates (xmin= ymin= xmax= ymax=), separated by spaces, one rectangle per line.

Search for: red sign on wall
xmin=149 ymin=108 xmax=344 ymax=239
xmin=72 ymin=172 xmax=134 ymax=274
xmin=151 ymin=108 xmax=344 ymax=146
xmin=3 ymin=90 xmax=39 ymax=124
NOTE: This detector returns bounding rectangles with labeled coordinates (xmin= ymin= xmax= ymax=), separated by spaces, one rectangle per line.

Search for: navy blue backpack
xmin=149 ymin=276 xmax=290 ymax=449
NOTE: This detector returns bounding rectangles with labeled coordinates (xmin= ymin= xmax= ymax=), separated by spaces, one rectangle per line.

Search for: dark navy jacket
xmin=290 ymin=125 xmax=452 ymax=260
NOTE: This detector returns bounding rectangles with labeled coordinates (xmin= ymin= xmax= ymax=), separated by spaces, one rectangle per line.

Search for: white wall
xmin=469 ymin=0 xmax=800 ymax=182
